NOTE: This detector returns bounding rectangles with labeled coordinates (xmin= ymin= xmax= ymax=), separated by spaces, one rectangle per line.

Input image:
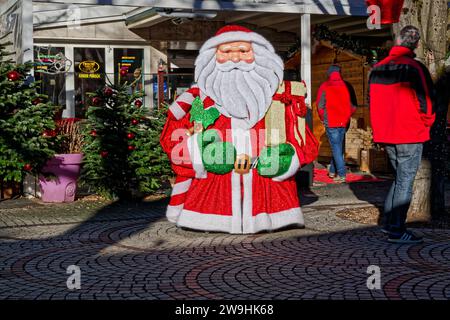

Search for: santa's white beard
xmin=195 ymin=44 xmax=284 ymax=129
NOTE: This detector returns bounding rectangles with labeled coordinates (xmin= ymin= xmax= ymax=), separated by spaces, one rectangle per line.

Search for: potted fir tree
xmin=80 ymin=83 xmax=171 ymax=201
xmin=38 ymin=118 xmax=84 ymax=202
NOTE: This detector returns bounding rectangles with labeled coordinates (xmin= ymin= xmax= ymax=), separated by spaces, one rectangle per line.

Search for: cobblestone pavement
xmin=0 ymin=183 xmax=449 ymax=300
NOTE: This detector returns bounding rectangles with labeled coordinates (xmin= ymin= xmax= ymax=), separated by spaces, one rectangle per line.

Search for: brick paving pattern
xmin=0 ymin=190 xmax=449 ymax=300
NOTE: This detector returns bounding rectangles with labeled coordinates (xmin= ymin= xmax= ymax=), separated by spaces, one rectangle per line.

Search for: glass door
xmin=74 ymin=47 xmax=105 ymax=118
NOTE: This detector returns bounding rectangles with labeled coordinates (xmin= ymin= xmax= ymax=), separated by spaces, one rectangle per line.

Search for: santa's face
xmin=195 ymin=35 xmax=284 ymax=129
xmin=216 ymin=41 xmax=255 ymax=64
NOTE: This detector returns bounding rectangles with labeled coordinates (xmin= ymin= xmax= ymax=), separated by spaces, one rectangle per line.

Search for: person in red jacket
xmin=317 ymin=65 xmax=357 ymax=183
xmin=369 ymin=25 xmax=435 ymax=244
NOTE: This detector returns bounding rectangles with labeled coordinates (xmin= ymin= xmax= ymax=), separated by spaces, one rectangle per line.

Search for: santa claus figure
xmin=160 ymin=25 xmax=310 ymax=234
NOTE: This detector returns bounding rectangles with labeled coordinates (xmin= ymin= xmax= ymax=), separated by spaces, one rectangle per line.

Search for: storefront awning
xmin=33 ymin=0 xmax=369 ymax=16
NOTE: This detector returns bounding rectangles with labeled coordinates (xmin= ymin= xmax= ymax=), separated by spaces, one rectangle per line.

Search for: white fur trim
xmin=231 ymin=118 xmax=253 ymax=154
xmin=231 ymin=172 xmax=243 ymax=233
xmin=253 ymin=207 xmax=304 ymax=234
xmin=273 ymin=146 xmax=301 ymax=182
xmin=242 ymin=169 xmax=254 ymax=234
xmin=200 ymin=31 xmax=276 ymax=53
xmin=177 ymin=209 xmax=232 ymax=233
xmin=171 ymin=179 xmax=192 ymax=196
xmin=229 ymin=118 xmax=254 ymax=233
xmin=178 ymin=89 xmax=196 ymax=103
xmin=187 ymin=133 xmax=207 ymax=179
xmin=176 ymin=207 xmax=304 ymax=234
xmin=166 ymin=204 xmax=184 ymax=223
xmin=169 ymin=103 xmax=186 ymax=120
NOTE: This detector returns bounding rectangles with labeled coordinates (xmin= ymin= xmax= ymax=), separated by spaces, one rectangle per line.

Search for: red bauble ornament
xmin=120 ymin=69 xmax=128 ymax=77
xmin=23 ymin=164 xmax=32 ymax=171
xmin=134 ymin=100 xmax=143 ymax=108
xmin=32 ymin=98 xmax=42 ymax=105
xmin=128 ymin=145 xmax=136 ymax=151
xmin=127 ymin=133 xmax=135 ymax=140
xmin=131 ymin=119 xmax=139 ymax=125
xmin=104 ymin=87 xmax=113 ymax=96
xmin=90 ymin=130 xmax=97 ymax=137
xmin=7 ymin=70 xmax=21 ymax=81
xmin=92 ymin=97 xmax=102 ymax=106
xmin=100 ymin=151 xmax=108 ymax=158
xmin=42 ymin=129 xmax=56 ymax=138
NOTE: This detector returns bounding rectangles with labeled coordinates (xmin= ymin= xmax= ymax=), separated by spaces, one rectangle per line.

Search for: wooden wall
xmin=298 ymin=42 xmax=371 ymax=164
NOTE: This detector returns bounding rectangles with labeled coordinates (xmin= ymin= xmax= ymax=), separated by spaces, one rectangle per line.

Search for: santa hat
xmin=199 ymin=24 xmax=276 ymax=53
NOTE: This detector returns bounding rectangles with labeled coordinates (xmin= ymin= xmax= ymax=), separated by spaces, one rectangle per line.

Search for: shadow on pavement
xmin=347 ymin=180 xmax=391 ymax=226
xmin=1 ymin=208 xmax=449 ymax=300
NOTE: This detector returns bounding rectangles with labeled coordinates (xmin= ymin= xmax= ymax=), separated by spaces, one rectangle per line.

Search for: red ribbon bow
xmin=273 ymin=81 xmax=307 ymax=118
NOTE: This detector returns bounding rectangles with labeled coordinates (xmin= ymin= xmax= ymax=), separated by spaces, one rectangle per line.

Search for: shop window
xmin=114 ymin=48 xmax=144 ymax=94
xmin=74 ymin=47 xmax=105 ymax=118
xmin=34 ymin=46 xmax=67 ymax=109
xmin=152 ymin=73 xmax=194 ymax=107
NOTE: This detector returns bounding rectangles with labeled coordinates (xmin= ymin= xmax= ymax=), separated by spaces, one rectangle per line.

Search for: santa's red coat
xmin=160 ymin=86 xmax=304 ymax=234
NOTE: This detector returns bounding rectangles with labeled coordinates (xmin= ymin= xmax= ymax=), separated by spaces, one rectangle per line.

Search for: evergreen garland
xmin=287 ymin=24 xmax=389 ymax=64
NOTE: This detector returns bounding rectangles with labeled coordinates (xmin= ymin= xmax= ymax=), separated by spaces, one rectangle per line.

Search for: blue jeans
xmin=383 ymin=143 xmax=423 ymax=234
xmin=325 ymin=127 xmax=346 ymax=177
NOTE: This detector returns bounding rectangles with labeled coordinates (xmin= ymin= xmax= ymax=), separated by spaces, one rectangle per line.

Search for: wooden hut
xmin=285 ymin=40 xmax=387 ymax=171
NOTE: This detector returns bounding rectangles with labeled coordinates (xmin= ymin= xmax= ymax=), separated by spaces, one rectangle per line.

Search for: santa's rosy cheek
xmin=243 ymin=57 xmax=255 ymax=63
xmin=216 ymin=55 xmax=228 ymax=64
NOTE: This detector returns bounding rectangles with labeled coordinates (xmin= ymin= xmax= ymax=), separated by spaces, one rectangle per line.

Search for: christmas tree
xmin=80 ymin=83 xmax=172 ymax=200
xmin=0 ymin=38 xmax=60 ymax=184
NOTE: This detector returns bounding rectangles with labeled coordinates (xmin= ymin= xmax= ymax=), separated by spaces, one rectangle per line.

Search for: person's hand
xmin=199 ymin=130 xmax=236 ymax=174
xmin=257 ymin=143 xmax=295 ymax=178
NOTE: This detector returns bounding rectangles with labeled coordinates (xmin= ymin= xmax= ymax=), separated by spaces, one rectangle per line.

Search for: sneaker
xmin=380 ymin=226 xmax=390 ymax=234
xmin=388 ymin=231 xmax=423 ymax=244
xmin=328 ymin=172 xmax=336 ymax=179
xmin=333 ymin=176 xmax=346 ymax=184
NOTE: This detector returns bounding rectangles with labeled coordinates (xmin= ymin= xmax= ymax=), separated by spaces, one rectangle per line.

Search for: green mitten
xmin=198 ymin=130 xmax=236 ymax=174
xmin=198 ymin=129 xmax=221 ymax=147
xmin=257 ymin=143 xmax=295 ymax=178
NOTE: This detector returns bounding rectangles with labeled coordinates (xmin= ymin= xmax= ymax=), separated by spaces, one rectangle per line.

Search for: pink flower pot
xmin=39 ymin=153 xmax=83 ymax=203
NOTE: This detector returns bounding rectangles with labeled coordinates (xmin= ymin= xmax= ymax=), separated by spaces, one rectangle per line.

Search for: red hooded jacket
xmin=316 ymin=71 xmax=356 ymax=128
xmin=368 ymin=46 xmax=435 ymax=144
